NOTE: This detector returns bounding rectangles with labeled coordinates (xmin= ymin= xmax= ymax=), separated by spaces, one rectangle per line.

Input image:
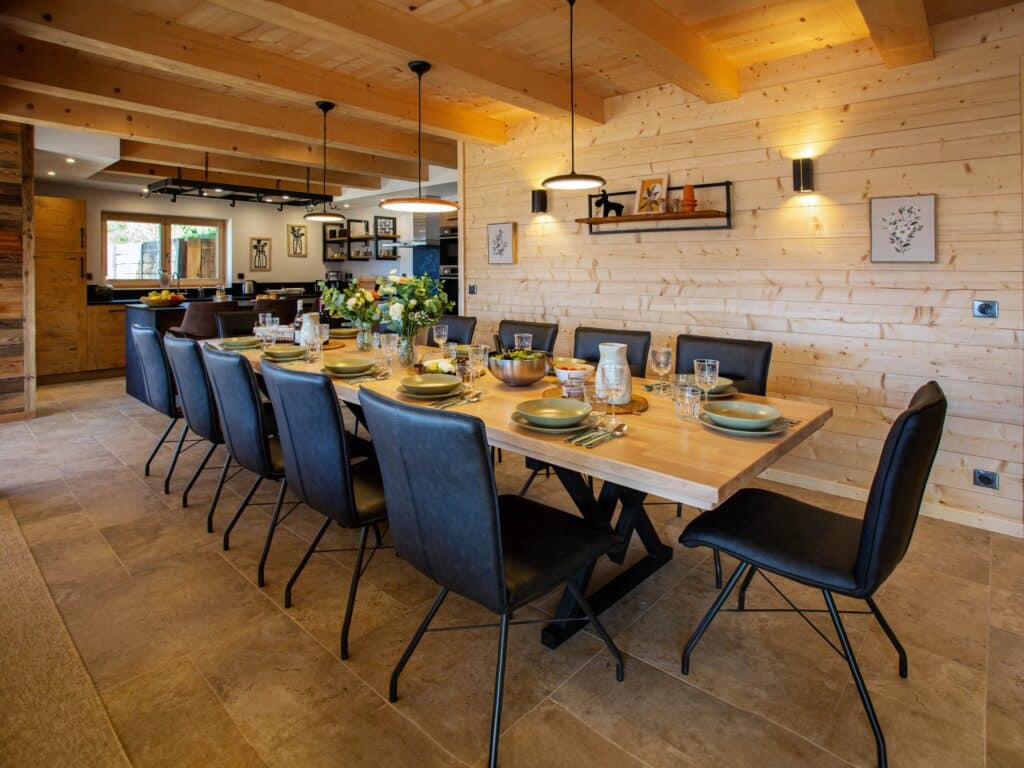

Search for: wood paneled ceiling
xmin=0 ymin=0 xmax=1014 ymax=192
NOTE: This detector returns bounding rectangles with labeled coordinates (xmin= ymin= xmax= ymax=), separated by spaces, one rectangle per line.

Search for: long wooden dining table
xmin=238 ymin=342 xmax=832 ymax=648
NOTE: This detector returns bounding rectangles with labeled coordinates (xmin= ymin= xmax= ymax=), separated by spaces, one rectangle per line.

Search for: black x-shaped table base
xmin=540 ymin=466 xmax=674 ymax=649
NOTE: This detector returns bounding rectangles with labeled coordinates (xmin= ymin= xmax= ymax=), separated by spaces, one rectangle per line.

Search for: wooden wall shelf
xmin=581 ymin=181 xmax=732 ymax=235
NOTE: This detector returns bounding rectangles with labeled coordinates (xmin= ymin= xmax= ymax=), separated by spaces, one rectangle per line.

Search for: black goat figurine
xmin=594 ymin=189 xmax=624 ymax=217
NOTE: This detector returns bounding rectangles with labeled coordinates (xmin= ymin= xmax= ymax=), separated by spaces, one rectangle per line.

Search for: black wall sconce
xmin=792 ymin=158 xmax=814 ymax=192
xmin=531 ymin=189 xmax=548 ymax=213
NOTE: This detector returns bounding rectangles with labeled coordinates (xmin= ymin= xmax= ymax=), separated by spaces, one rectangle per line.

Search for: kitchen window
xmin=102 ymin=212 xmax=226 ymax=286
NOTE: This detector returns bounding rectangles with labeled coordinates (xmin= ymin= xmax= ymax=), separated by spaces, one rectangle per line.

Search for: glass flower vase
xmin=398 ymin=333 xmax=417 ymax=367
xmin=355 ymin=322 xmax=373 ymax=352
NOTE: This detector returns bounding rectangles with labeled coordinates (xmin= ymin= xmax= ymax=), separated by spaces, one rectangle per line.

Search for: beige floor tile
xmin=103 ymin=657 xmax=266 ymax=768
xmin=986 ymin=626 xmax=1024 ymax=766
xmin=991 ymin=533 xmax=1024 ymax=595
xmin=901 ymin=516 xmax=991 ymax=586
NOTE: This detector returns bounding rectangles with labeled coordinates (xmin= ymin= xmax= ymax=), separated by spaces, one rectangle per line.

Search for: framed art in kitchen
xmin=249 ymin=237 xmax=271 ymax=271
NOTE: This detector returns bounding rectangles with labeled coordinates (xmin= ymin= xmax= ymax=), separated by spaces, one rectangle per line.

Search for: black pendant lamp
xmin=304 ymin=100 xmax=346 ymax=223
xmin=381 ymin=61 xmax=458 ymax=213
xmin=542 ymin=0 xmax=605 ymax=190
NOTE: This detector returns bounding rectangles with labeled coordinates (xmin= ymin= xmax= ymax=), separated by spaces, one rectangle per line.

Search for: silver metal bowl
xmin=488 ymin=354 xmax=549 ymax=386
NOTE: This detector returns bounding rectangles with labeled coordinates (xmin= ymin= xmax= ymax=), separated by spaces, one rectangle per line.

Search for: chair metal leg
xmin=145 ymin=417 xmax=177 ymax=476
xmin=181 ymin=441 xmax=216 ymax=508
xmin=682 ymin=561 xmax=750 ymax=675
xmin=207 ymin=455 xmax=231 ymax=533
xmin=713 ymin=549 xmax=723 ymax=588
xmin=257 ymin=479 xmax=288 ymax=588
xmin=487 ymin=612 xmax=511 ymax=768
xmin=162 ymin=422 xmax=189 ymax=494
xmin=824 ymin=590 xmax=888 ymax=768
xmin=518 ymin=467 xmax=540 ymax=497
xmin=389 ymin=586 xmax=449 ymax=702
xmin=737 ymin=565 xmax=759 ymax=610
xmin=223 ymin=475 xmax=262 ymax=551
xmin=866 ymin=596 xmax=908 ymax=678
xmin=340 ymin=525 xmax=368 ymax=660
xmin=284 ymin=515 xmax=331 ymax=608
xmin=565 ymin=582 xmax=624 ymax=682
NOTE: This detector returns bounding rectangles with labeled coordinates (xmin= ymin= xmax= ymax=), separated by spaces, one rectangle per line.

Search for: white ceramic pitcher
xmin=596 ymin=342 xmax=632 ymax=405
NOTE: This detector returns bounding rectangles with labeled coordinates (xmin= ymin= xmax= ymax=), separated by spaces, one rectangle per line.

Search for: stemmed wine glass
xmin=467 ymin=344 xmax=489 ymax=396
xmin=599 ymin=363 xmax=627 ymax=427
xmin=514 ymin=332 xmax=533 ymax=351
xmin=650 ymin=345 xmax=672 ymax=395
xmin=693 ymin=358 xmax=720 ymax=408
xmin=380 ymin=333 xmax=399 ymax=375
xmin=432 ymin=324 xmax=449 ymax=349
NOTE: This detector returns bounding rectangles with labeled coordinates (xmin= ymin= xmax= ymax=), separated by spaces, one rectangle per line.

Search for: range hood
xmin=378 ymin=212 xmax=441 ymax=249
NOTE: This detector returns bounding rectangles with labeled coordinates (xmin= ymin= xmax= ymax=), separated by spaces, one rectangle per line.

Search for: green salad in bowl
xmin=491 ymin=350 xmax=548 ymax=361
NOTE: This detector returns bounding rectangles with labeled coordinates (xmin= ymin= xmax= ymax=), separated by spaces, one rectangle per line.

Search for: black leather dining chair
xmin=261 ymin=363 xmax=387 ymax=659
xmin=202 ymin=346 xmax=292 ymax=588
xmin=518 ymin=326 xmax=652 ymax=497
xmin=496 ymin=319 xmax=559 ymax=353
xmin=131 ymin=325 xmax=193 ymax=495
xmin=426 ymin=314 xmax=477 ymax=346
xmin=675 ymin=334 xmax=773 ymax=396
xmin=215 ymin=310 xmax=259 ymax=339
xmin=360 ymin=388 xmax=625 ymax=768
xmin=678 ymin=382 xmax=947 ymax=768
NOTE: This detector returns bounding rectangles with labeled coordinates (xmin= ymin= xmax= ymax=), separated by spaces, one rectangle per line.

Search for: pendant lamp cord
xmin=569 ymin=0 xmax=576 ymax=174
xmin=417 ymin=69 xmax=423 ymax=199
xmin=321 ymin=107 xmax=328 ymax=201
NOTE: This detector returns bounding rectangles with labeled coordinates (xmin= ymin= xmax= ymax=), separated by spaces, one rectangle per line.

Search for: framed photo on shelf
xmin=286 ymin=224 xmax=307 ymax=257
xmin=249 ymin=237 xmax=271 ymax=271
xmin=374 ymin=215 xmax=397 ymax=238
xmin=348 ymin=219 xmax=369 ymax=238
xmin=635 ymin=175 xmax=667 ymax=214
xmin=486 ymin=222 xmax=516 ymax=264
xmin=324 ymin=223 xmax=346 ymax=241
xmin=870 ymin=194 xmax=936 ymax=263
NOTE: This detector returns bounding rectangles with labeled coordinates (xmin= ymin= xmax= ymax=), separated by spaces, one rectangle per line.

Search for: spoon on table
xmin=586 ymin=423 xmax=628 ymax=448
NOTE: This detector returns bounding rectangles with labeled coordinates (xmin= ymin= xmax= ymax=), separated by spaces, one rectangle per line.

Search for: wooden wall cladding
xmin=462 ymin=6 xmax=1024 ymax=536
xmin=0 ymin=121 xmax=32 ymax=421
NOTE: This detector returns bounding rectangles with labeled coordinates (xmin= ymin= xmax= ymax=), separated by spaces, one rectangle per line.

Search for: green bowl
xmin=399 ymin=373 xmax=462 ymax=395
xmin=515 ymin=398 xmax=592 ymax=428
xmin=263 ymin=344 xmax=306 ymax=360
xmin=220 ymin=336 xmax=260 ymax=349
xmin=702 ymin=401 xmax=781 ymax=430
xmin=323 ymin=357 xmax=374 ymax=374
xmin=330 ymin=328 xmax=359 ymax=339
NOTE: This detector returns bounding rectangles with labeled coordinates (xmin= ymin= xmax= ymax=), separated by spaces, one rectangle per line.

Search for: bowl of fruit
xmin=140 ymin=290 xmax=186 ymax=308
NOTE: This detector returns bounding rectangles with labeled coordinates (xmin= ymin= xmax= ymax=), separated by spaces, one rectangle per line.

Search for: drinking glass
xmin=305 ymin=329 xmax=322 ymax=363
xmin=441 ymin=342 xmax=458 ymax=361
xmin=514 ymin=332 xmax=533 ymax=351
xmin=599 ymin=364 xmax=627 ymax=426
xmin=379 ymin=333 xmax=399 ymax=374
xmin=650 ymin=345 xmax=673 ymax=394
xmin=319 ymin=323 xmax=330 ymax=345
xmin=584 ymin=384 xmax=608 ymax=423
xmin=694 ymin=358 xmax=720 ymax=407
xmin=467 ymin=344 xmax=489 ymax=396
xmin=432 ymin=324 xmax=449 ymax=348
xmin=672 ymin=383 xmax=702 ymax=421
xmin=264 ymin=317 xmax=280 ymax=350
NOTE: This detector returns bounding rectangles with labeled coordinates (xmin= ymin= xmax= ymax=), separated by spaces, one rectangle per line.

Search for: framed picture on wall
xmin=870 ymin=194 xmax=936 ymax=263
xmin=348 ymin=219 xmax=369 ymax=239
xmin=635 ymin=175 xmax=667 ymax=214
xmin=374 ymin=215 xmax=397 ymax=238
xmin=249 ymin=237 xmax=271 ymax=271
xmin=286 ymin=224 xmax=307 ymax=257
xmin=487 ymin=222 xmax=517 ymax=264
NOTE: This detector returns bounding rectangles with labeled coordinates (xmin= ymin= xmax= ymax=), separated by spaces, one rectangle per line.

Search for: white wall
xmin=36 ymin=181 xmax=416 ymax=285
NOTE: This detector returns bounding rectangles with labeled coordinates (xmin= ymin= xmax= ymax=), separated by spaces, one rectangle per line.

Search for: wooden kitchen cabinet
xmin=86 ymin=304 xmax=126 ymax=370
xmin=34 ymin=196 xmax=88 ymax=375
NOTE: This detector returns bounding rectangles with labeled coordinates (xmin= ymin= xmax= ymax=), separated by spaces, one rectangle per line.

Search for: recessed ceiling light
xmin=65 ymin=157 xmax=75 ymax=164
xmin=214 ymin=188 xmax=223 ymax=193
xmin=343 ymin=203 xmax=350 ymax=208
xmin=282 ymin=194 xmax=290 ymax=200
xmin=201 ymin=191 xmax=208 ymax=196
xmin=140 ymin=186 xmax=148 ymax=192
xmin=46 ymin=170 xmax=55 ymax=176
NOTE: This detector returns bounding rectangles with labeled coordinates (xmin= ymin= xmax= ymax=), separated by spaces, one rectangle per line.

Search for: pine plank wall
xmin=462 ymin=5 xmax=1024 ymax=536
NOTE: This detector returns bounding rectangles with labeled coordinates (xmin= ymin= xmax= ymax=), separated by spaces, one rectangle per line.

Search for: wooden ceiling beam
xmin=118 ymin=141 xmax=381 ymax=191
xmin=0 ymin=86 xmax=421 ymax=182
xmin=102 ymin=160 xmax=344 ymax=196
xmin=209 ymin=0 xmax=606 ymax=125
xmin=0 ymin=0 xmax=506 ymax=144
xmin=580 ymin=0 xmax=739 ymax=102
xmin=0 ymin=30 xmax=458 ymax=168
xmin=854 ymin=0 xmax=934 ymax=67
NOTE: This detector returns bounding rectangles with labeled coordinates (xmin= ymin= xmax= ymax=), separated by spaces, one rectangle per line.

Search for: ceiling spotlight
xmin=46 ymin=170 xmax=55 ymax=176
xmin=64 ymin=157 xmax=76 ymax=164
xmin=282 ymin=194 xmax=290 ymax=200
xmin=343 ymin=203 xmax=350 ymax=208
xmin=214 ymin=188 xmax=223 ymax=193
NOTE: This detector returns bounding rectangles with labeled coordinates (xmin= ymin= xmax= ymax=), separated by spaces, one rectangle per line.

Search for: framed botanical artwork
xmin=870 ymin=195 xmax=936 ymax=263
xmin=487 ymin=222 xmax=516 ymax=265
xmin=374 ymin=215 xmax=397 ymax=238
xmin=635 ymin=175 xmax=667 ymax=214
xmin=249 ymin=237 xmax=271 ymax=271
xmin=286 ymin=224 xmax=307 ymax=257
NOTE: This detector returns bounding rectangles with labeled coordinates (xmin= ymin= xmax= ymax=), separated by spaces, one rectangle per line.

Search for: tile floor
xmin=2 ymin=377 xmax=1022 ymax=767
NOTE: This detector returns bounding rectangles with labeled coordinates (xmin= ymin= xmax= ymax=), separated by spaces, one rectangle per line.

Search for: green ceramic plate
xmin=396 ymin=384 xmax=466 ymax=401
xmin=511 ymin=412 xmax=600 ymax=435
xmin=515 ymin=397 xmax=592 ymax=428
xmin=323 ymin=357 xmax=374 ymax=375
xmin=219 ymin=336 xmax=260 ymax=349
xmin=263 ymin=344 xmax=306 ymax=360
xmin=399 ymin=374 xmax=462 ymax=395
xmin=321 ymin=365 xmax=377 ymax=379
xmin=702 ymin=401 xmax=781 ymax=430
xmin=681 ymin=374 xmax=734 ymax=394
xmin=330 ymin=328 xmax=359 ymax=339
xmin=698 ymin=413 xmax=790 ymax=438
